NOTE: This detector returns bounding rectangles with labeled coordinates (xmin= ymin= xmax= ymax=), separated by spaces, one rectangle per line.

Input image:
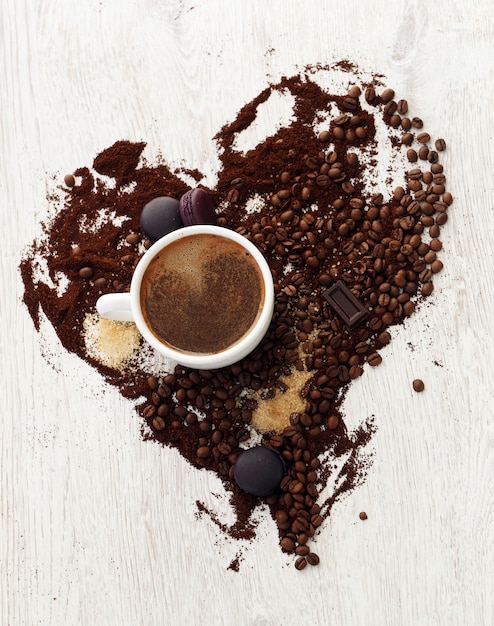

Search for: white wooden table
xmin=2 ymin=1 xmax=493 ymax=624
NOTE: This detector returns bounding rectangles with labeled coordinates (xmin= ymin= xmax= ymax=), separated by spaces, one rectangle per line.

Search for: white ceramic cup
xmin=96 ymin=224 xmax=274 ymax=369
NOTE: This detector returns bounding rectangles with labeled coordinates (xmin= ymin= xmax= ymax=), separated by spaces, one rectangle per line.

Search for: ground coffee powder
xmin=20 ymin=65 xmax=452 ymax=570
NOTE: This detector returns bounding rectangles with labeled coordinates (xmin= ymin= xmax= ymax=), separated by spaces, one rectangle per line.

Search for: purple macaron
xmin=179 ymin=188 xmax=217 ymax=226
xmin=140 ymin=196 xmax=183 ymax=241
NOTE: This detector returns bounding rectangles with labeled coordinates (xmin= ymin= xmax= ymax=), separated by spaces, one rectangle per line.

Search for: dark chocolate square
xmin=323 ymin=280 xmax=369 ymax=328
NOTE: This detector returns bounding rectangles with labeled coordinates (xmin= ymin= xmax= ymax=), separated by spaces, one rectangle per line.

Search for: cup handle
xmin=96 ymin=293 xmax=135 ymax=322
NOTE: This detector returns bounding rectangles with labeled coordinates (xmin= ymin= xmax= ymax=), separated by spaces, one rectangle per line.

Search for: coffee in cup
xmin=140 ymin=233 xmax=265 ymax=354
xmin=96 ymin=224 xmax=274 ymax=369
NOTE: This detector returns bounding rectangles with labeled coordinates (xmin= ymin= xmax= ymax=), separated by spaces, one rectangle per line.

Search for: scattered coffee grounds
xmin=20 ymin=64 xmax=452 ymax=569
xmin=227 ymin=554 xmax=243 ymax=572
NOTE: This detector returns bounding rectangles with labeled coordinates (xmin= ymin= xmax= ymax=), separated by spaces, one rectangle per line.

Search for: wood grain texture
xmin=2 ymin=0 xmax=493 ymax=624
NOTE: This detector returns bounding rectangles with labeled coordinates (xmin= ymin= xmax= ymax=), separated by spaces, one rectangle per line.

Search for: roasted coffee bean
xmin=295 ymin=556 xmax=307 ymax=570
xmin=280 ymin=209 xmax=294 ymax=223
xmin=152 ymin=416 xmax=165 ymax=430
xmin=163 ymin=373 xmax=177 ymax=385
xmin=342 ymin=181 xmax=355 ymax=193
xmin=291 ymin=517 xmax=308 ymax=533
xmin=280 ymin=537 xmax=296 ymax=552
xmin=384 ymin=101 xmax=397 ymax=116
xmin=174 ymin=406 xmax=187 ymax=418
xmin=196 ymin=446 xmax=211 ymax=459
xmin=227 ymin=188 xmax=239 ymax=203
xmin=419 ymin=268 xmax=432 ymax=282
xmin=418 ymin=145 xmax=429 ymax=160
xmin=157 ymin=404 xmax=169 ymax=417
xmin=393 ymin=186 xmax=405 ymax=201
xmin=217 ymin=442 xmax=232 ymax=455
xmin=377 ymin=331 xmax=391 ymax=346
xmin=367 ymin=353 xmax=382 ymax=367
xmin=417 ymin=132 xmax=431 ymax=144
xmin=289 ymin=412 xmax=300 ymax=426
xmin=368 ymin=316 xmax=382 ymax=331
xmin=327 ymin=415 xmax=339 ymax=430
xmin=364 ymin=86 xmax=376 ymax=103
xmin=442 ymin=191 xmax=453 ymax=205
xmin=397 ymin=99 xmax=408 ymax=114
xmin=79 ymin=266 xmax=93 ymax=278
xmin=125 ymin=233 xmax=141 ymax=245
xmin=185 ymin=411 xmax=197 ymax=424
xmin=342 ymin=96 xmax=358 ymax=111
xmin=211 ymin=428 xmax=222 ymax=444
xmin=430 ymin=259 xmax=443 ymax=273
xmin=412 ymin=378 xmax=425 ymax=392
xmin=318 ymin=130 xmax=331 ymax=142
xmin=93 ymin=277 xmax=107 ymax=289
xmin=342 ymin=128 xmax=356 ymax=143
xmin=275 ymin=509 xmax=289 ymax=525
xmin=388 ymin=114 xmax=400 ymax=128
xmin=423 ymin=251 xmax=437 ymax=264
xmin=435 ymin=138 xmax=446 ymax=151
xmin=306 ymin=552 xmax=320 ymax=566
xmin=147 ymin=375 xmax=159 ymax=390
xmin=332 ymin=126 xmax=345 ymax=140
xmin=427 ymin=150 xmax=438 ymax=163
xmin=311 ymin=514 xmax=323 ymax=527
xmin=199 ymin=420 xmax=212 ymax=433
xmin=64 ymin=173 xmax=76 ymax=187
xmin=422 ymin=282 xmax=434 ymax=296
xmin=381 ymin=88 xmax=395 ymax=102
xmin=349 ymin=365 xmax=364 ymax=379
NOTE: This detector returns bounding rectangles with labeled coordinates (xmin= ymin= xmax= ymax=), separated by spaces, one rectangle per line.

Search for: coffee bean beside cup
xmin=96 ymin=225 xmax=275 ymax=369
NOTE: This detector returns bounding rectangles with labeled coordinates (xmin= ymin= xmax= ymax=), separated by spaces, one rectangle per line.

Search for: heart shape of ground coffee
xmin=20 ymin=65 xmax=451 ymax=570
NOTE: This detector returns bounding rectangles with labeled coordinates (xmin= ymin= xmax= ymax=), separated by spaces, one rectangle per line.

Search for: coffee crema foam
xmin=140 ymin=234 xmax=264 ymax=354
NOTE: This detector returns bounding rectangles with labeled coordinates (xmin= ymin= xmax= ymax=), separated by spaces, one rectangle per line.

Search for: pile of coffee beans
xmin=21 ymin=69 xmax=451 ymax=570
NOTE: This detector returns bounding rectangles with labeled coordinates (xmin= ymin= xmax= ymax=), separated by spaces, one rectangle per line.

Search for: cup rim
xmin=130 ymin=224 xmax=275 ymax=368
